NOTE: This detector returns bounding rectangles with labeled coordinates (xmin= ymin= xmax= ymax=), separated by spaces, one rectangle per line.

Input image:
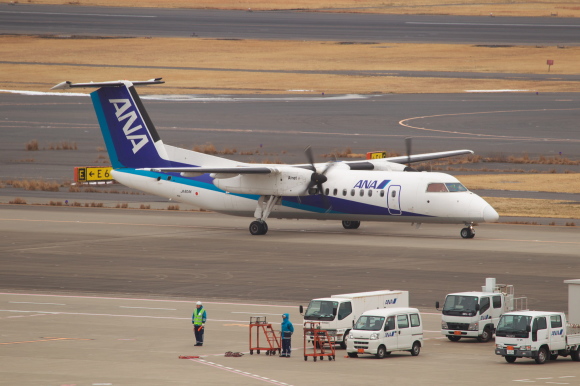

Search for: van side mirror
xmin=299 ymin=305 xmax=304 ymax=315
xmin=435 ymin=301 xmax=440 ymax=310
xmin=526 ymin=325 xmax=531 ymax=333
xmin=475 ymin=304 xmax=480 ymax=312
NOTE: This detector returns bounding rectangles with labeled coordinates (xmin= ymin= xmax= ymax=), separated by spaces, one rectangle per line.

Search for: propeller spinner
xmin=303 ymin=146 xmax=335 ymax=208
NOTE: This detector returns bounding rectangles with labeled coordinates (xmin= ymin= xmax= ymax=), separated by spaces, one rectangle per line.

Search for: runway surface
xmin=1 ymin=5 xmax=579 ymax=384
xmin=1 ymin=4 xmax=579 ymax=44
xmin=1 ymin=205 xmax=579 ymax=385
xmin=1 ymin=205 xmax=577 ymax=311
xmin=3 ymin=292 xmax=579 ymax=386
xmin=1 ymin=92 xmax=579 ymax=183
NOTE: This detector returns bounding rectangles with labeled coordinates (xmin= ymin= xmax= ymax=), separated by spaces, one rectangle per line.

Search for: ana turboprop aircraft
xmin=52 ymin=78 xmax=499 ymax=238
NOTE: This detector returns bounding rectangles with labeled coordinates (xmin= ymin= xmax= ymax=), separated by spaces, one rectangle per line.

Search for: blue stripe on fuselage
xmin=118 ymin=169 xmax=431 ymax=217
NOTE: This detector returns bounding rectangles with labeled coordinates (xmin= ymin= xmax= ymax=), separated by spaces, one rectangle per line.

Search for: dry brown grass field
xmin=3 ymin=2 xmax=579 ymax=219
xmin=459 ymin=174 xmax=580 ymax=194
xmin=484 ymin=197 xmax=580 ymax=219
xmin=3 ymin=36 xmax=580 ymax=95
xmin=459 ymin=174 xmax=580 ymax=219
xmin=22 ymin=0 xmax=580 ymax=17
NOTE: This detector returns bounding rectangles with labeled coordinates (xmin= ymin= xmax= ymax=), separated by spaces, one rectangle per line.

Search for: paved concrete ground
xmin=1 ymin=293 xmax=579 ymax=386
xmin=1 ymin=196 xmax=579 ymax=385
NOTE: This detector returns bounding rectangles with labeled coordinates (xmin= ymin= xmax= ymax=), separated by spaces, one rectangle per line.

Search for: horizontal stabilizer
xmin=52 ymin=78 xmax=164 ymax=90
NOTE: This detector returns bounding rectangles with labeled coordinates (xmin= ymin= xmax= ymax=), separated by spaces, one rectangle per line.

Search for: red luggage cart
xmin=303 ymin=322 xmax=336 ymax=361
xmin=249 ymin=316 xmax=281 ymax=356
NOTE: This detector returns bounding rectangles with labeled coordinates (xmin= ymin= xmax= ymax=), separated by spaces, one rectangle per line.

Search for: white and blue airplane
xmin=52 ymin=78 xmax=499 ymax=238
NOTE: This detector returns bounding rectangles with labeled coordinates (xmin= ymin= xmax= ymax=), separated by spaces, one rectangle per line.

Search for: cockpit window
xmin=445 ymin=183 xmax=468 ymax=192
xmin=426 ymin=183 xmax=448 ymax=192
xmin=426 ymin=183 xmax=468 ymax=193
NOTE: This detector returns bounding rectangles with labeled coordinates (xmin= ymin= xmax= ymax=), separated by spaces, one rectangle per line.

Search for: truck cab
xmin=346 ymin=307 xmax=423 ymax=359
xmin=302 ymin=297 xmax=352 ymax=348
xmin=495 ymin=311 xmax=580 ymax=364
xmin=438 ymin=278 xmax=526 ymax=343
xmin=440 ymin=291 xmax=505 ymax=342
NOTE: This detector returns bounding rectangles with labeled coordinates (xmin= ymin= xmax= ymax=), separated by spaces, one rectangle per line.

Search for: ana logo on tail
xmin=110 ymin=98 xmax=150 ymax=154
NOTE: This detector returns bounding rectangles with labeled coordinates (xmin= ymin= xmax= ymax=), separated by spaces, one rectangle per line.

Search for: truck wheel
xmin=347 ymin=352 xmax=358 ymax=358
xmin=477 ymin=326 xmax=492 ymax=343
xmin=410 ymin=341 xmax=421 ymax=356
xmin=535 ymin=347 xmax=548 ymax=364
xmin=505 ymin=356 xmax=517 ymax=363
xmin=571 ymin=350 xmax=580 ymax=361
xmin=375 ymin=345 xmax=387 ymax=359
xmin=340 ymin=331 xmax=350 ymax=349
xmin=447 ymin=336 xmax=461 ymax=342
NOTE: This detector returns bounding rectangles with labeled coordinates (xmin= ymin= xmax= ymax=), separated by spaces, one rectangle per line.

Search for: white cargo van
xmin=301 ymin=290 xmax=409 ymax=349
xmin=346 ymin=307 xmax=423 ymax=358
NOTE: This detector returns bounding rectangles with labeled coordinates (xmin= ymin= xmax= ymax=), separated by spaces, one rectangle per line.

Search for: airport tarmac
xmin=1 ymin=201 xmax=579 ymax=384
xmin=2 ymin=292 xmax=579 ymax=386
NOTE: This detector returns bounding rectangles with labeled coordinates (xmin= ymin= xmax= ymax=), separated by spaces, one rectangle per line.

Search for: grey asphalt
xmin=4 ymin=60 xmax=580 ymax=83
xmin=1 ymin=205 xmax=577 ymax=311
xmin=1 ymin=3 xmax=579 ymax=45
xmin=4 ymin=292 xmax=576 ymax=386
xmin=1 ymin=92 xmax=579 ymax=183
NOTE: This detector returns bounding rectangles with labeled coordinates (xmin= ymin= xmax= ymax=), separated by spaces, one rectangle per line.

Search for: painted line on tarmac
xmin=0 ymin=337 xmax=92 ymax=345
xmin=119 ymin=306 xmax=177 ymax=310
xmin=10 ymin=301 xmax=65 ymax=305
xmin=188 ymin=358 xmax=292 ymax=386
xmin=0 ymin=292 xmax=294 ymax=308
xmin=232 ymin=311 xmax=284 ymax=316
xmin=0 ymin=309 xmax=263 ymax=323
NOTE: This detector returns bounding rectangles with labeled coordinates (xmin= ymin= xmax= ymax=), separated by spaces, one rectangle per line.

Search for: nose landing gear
xmin=460 ymin=224 xmax=475 ymax=239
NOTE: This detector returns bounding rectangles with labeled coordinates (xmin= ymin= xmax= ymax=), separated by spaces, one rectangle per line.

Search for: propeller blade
xmin=304 ymin=145 xmax=315 ymax=171
xmin=405 ymin=137 xmax=412 ymax=167
xmin=404 ymin=137 xmax=419 ymax=172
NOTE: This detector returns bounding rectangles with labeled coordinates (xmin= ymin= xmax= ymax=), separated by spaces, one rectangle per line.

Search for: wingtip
xmin=51 ymin=81 xmax=71 ymax=90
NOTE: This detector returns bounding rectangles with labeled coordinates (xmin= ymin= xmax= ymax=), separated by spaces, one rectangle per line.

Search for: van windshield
xmin=442 ymin=295 xmax=478 ymax=316
xmin=304 ymin=300 xmax=337 ymax=321
xmin=354 ymin=316 xmax=385 ymax=331
xmin=496 ymin=315 xmax=531 ymax=338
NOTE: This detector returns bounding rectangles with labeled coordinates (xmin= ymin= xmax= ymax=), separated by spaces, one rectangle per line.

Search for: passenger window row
xmin=323 ymin=188 xmax=386 ymax=198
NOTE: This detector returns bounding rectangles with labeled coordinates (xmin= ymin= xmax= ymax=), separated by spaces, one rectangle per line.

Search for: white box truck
xmin=300 ymin=290 xmax=409 ymax=349
xmin=495 ymin=311 xmax=580 ymax=364
xmin=436 ymin=278 xmax=527 ymax=342
xmin=346 ymin=307 xmax=423 ymax=359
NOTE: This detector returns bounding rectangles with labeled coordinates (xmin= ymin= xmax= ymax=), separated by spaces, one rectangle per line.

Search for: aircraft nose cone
xmin=483 ymin=204 xmax=499 ymax=222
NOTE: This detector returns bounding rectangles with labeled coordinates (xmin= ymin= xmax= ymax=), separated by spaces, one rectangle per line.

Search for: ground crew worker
xmin=280 ymin=313 xmax=294 ymax=357
xmin=192 ymin=301 xmax=207 ymax=346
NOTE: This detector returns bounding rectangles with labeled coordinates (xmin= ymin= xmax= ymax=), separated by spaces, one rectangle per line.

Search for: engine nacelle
xmin=212 ymin=168 xmax=312 ymax=196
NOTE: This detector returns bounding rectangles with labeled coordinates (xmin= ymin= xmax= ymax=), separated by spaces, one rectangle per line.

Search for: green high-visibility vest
xmin=193 ymin=308 xmax=205 ymax=325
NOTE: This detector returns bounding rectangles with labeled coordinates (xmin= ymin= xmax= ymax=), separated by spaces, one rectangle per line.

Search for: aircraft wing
xmin=147 ymin=149 xmax=473 ymax=175
xmin=342 ymin=149 xmax=474 ymax=169
xmin=149 ymin=166 xmax=273 ymax=175
xmin=384 ymin=149 xmax=474 ymax=163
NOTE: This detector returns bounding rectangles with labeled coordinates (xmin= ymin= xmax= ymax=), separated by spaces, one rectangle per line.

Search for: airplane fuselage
xmin=113 ymin=168 xmax=497 ymax=225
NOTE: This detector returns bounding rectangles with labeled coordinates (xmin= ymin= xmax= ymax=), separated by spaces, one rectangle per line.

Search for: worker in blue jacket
xmin=280 ymin=313 xmax=294 ymax=357
xmin=192 ymin=301 xmax=207 ymax=346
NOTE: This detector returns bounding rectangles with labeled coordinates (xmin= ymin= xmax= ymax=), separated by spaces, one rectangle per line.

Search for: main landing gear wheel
xmin=249 ymin=221 xmax=268 ymax=235
xmin=342 ymin=220 xmax=361 ymax=230
xmin=460 ymin=227 xmax=475 ymax=239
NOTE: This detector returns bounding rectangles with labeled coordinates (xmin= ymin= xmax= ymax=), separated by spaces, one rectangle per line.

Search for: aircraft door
xmin=387 ymin=185 xmax=402 ymax=215
xmin=383 ymin=316 xmax=398 ymax=349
